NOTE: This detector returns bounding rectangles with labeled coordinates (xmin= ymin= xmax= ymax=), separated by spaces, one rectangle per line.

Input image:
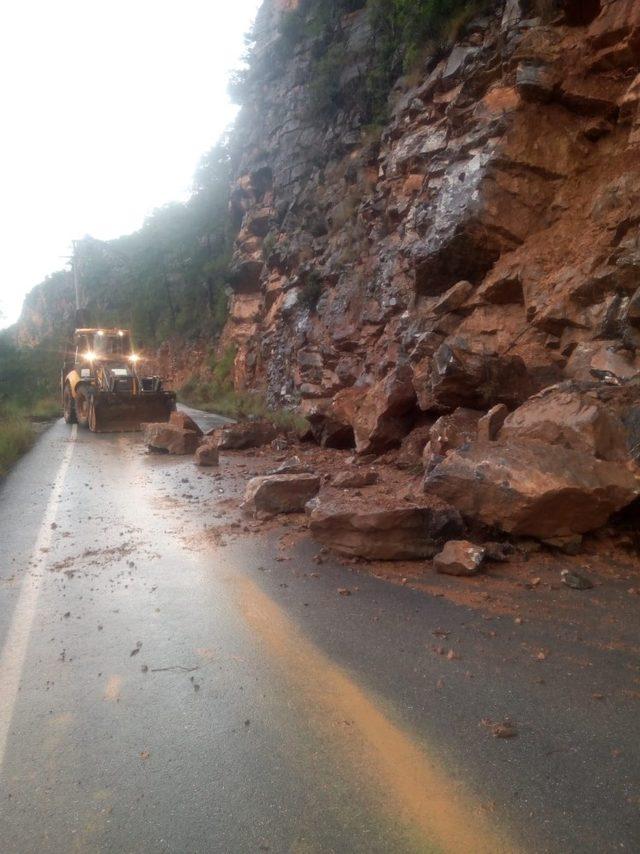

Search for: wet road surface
xmin=0 ymin=414 xmax=639 ymax=853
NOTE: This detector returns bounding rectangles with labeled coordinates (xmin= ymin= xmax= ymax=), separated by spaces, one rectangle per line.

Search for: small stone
xmin=434 ymin=540 xmax=485 ymax=576
xmin=561 ymin=569 xmax=593 ymax=590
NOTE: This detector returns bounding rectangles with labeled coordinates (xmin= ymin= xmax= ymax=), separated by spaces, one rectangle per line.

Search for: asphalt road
xmin=0 ymin=413 xmax=638 ymax=854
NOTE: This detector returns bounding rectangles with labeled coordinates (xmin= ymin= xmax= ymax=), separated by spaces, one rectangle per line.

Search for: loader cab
xmin=73 ymin=328 xmax=136 ymax=375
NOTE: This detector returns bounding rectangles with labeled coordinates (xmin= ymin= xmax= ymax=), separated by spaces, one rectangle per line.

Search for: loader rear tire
xmin=75 ymin=387 xmax=91 ymax=429
xmin=63 ymin=386 xmax=77 ymax=425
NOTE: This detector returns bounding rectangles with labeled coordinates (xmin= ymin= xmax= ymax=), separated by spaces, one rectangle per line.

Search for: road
xmin=0 ymin=412 xmax=638 ymax=853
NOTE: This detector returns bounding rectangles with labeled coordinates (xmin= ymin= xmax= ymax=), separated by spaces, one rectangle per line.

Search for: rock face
xmin=218 ymin=0 xmax=640 ymax=467
xmin=143 ymin=423 xmax=201 ymax=455
xmin=425 ymin=440 xmax=640 ymax=538
xmin=434 ymin=541 xmax=485 ymax=576
xmin=217 ymin=420 xmax=277 ymax=450
xmin=308 ymin=496 xmax=464 ymax=559
xmin=242 ymin=473 xmax=321 ymax=517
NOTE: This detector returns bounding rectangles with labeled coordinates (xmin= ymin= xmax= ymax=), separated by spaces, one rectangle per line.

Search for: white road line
xmin=0 ymin=425 xmax=77 ymax=768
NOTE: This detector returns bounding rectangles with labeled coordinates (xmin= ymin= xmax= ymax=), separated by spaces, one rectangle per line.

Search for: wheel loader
xmin=61 ymin=327 xmax=176 ymax=432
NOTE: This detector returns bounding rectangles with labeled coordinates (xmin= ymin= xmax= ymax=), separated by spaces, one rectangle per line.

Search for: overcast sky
xmin=0 ymin=0 xmax=261 ymax=328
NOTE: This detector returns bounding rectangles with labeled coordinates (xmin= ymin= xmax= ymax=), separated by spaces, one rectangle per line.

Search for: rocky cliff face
xmin=224 ymin=0 xmax=640 ymax=449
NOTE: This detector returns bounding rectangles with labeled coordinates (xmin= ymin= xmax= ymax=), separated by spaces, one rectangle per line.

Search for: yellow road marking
xmin=234 ymin=575 xmax=519 ymax=854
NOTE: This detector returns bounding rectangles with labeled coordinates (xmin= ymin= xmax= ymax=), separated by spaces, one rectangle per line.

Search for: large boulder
xmin=217 ymin=420 xmax=277 ymax=450
xmin=242 ymin=473 xmax=321 ymax=517
xmin=352 ymin=364 xmax=417 ymax=455
xmin=499 ymin=382 xmax=637 ymax=462
xmin=308 ymin=496 xmax=464 ymax=559
xmin=169 ymin=410 xmax=203 ymax=435
xmin=143 ymin=423 xmax=201 ymax=455
xmin=417 ymin=338 xmax=532 ymax=412
xmin=304 ymin=388 xmax=363 ymax=448
xmin=424 ymin=440 xmax=640 ymax=538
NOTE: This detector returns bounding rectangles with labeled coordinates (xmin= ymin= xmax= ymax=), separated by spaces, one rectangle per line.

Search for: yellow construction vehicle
xmin=61 ymin=327 xmax=176 ymax=432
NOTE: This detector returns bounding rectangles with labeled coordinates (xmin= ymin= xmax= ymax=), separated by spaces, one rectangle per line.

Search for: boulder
xmin=477 ymin=404 xmax=508 ymax=442
xmin=242 ymin=473 xmax=321 ymax=517
xmin=308 ymin=496 xmax=464 ymax=559
xmin=352 ymin=364 xmax=417 ymax=455
xmin=396 ymin=423 xmax=433 ymax=469
xmin=430 ymin=280 xmax=473 ymax=316
xmin=304 ymin=388 xmax=363 ymax=448
xmin=419 ymin=339 xmax=532 ymax=411
xmin=217 ymin=420 xmax=277 ymax=450
xmin=424 ymin=440 xmax=640 ymax=538
xmin=170 ymin=410 xmax=203 ymax=435
xmin=270 ymin=456 xmax=315 ymax=475
xmin=429 ymin=407 xmax=481 ymax=456
xmin=142 ymin=423 xmax=201 ymax=455
xmin=332 ymin=469 xmax=379 ymax=489
xmin=499 ymin=382 xmax=639 ymax=463
xmin=194 ymin=441 xmax=219 ymax=467
xmin=434 ymin=540 xmax=485 ymax=576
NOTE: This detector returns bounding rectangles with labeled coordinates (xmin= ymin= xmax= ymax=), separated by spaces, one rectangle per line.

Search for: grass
xmin=179 ymin=345 xmax=310 ymax=434
xmin=179 ymin=382 xmax=309 ymax=434
xmin=0 ymin=411 xmax=35 ymax=475
xmin=0 ymin=396 xmax=60 ymax=475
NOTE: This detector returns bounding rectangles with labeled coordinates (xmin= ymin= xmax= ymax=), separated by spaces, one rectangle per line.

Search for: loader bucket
xmin=90 ymin=391 xmax=176 ymax=433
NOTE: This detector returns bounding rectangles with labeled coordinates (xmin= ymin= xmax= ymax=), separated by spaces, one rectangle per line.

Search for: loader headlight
xmin=84 ymin=350 xmax=96 ymax=362
xmin=129 ymin=353 xmax=140 ymax=363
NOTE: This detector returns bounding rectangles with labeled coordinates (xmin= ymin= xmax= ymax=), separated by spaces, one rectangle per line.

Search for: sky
xmin=0 ymin=0 xmax=262 ymax=328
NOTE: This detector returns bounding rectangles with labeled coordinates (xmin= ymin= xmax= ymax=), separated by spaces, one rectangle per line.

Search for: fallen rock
xmin=543 ymin=534 xmax=583 ymax=554
xmin=332 ymin=469 xmax=379 ymax=489
xmin=304 ymin=389 xmax=362 ymax=448
xmin=169 ymin=410 xmax=203 ymax=435
xmin=242 ymin=473 xmax=321 ymax=517
xmin=143 ymin=423 xmax=201 ymax=455
xmin=420 ymin=338 xmax=532 ymax=411
xmin=434 ymin=540 xmax=485 ymax=576
xmin=561 ymin=569 xmax=593 ymax=590
xmin=270 ymin=456 xmax=315 ymax=475
xmin=194 ymin=441 xmax=219 ymax=466
xmin=499 ymin=382 xmax=633 ymax=462
xmin=352 ymin=364 xmax=417 ymax=455
xmin=483 ymin=541 xmax=514 ymax=562
xmin=477 ymin=404 xmax=508 ymax=442
xmin=218 ymin=420 xmax=277 ymax=450
xmin=308 ymin=496 xmax=464 ymax=559
xmin=429 ymin=407 xmax=481 ymax=457
xmin=424 ymin=440 xmax=640 ymax=538
xmin=396 ymin=423 xmax=433 ymax=469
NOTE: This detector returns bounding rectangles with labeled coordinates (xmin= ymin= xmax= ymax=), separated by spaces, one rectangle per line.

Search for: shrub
xmin=298 ymin=271 xmax=323 ymax=312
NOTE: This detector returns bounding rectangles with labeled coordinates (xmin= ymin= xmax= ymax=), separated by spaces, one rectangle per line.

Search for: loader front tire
xmin=63 ymin=386 xmax=77 ymax=425
xmin=75 ymin=387 xmax=91 ymax=429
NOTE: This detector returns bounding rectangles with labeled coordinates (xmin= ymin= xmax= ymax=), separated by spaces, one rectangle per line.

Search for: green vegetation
xmin=78 ymin=139 xmax=236 ymax=347
xmin=179 ymin=346 xmax=307 ymax=432
xmin=0 ymin=335 xmax=61 ymax=473
xmin=0 ymin=411 xmax=34 ymax=475
xmin=299 ymin=271 xmax=323 ymax=312
xmin=264 ymin=0 xmax=494 ymax=123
